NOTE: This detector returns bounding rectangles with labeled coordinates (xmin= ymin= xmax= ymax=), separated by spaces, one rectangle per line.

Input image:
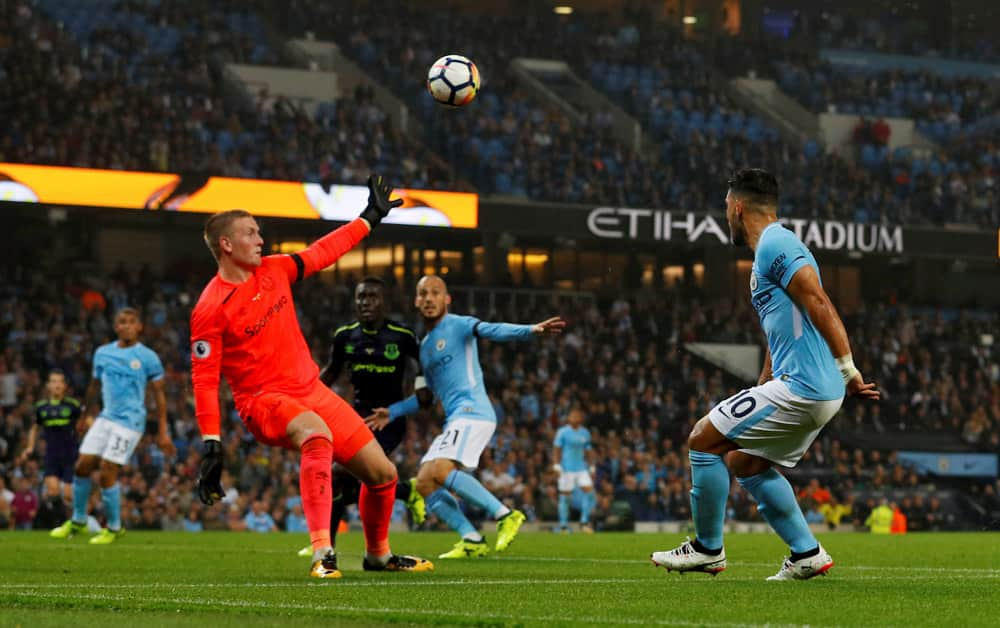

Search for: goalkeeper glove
xmin=359 ymin=174 xmax=403 ymax=229
xmin=196 ymin=439 xmax=225 ymax=505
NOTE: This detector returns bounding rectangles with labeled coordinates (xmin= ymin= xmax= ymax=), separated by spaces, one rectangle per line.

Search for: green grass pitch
xmin=2 ymin=531 xmax=998 ymax=627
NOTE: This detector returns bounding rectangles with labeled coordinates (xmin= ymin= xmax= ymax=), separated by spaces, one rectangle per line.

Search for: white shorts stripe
xmin=708 ymin=379 xmax=842 ymax=467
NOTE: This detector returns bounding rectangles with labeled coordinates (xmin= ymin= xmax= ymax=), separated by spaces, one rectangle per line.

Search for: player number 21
xmin=439 ymin=428 xmax=461 ymax=449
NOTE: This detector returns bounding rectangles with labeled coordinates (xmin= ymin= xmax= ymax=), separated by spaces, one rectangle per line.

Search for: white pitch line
xmin=2 ymin=572 xmax=998 ymax=592
xmin=501 ymin=556 xmax=1000 ymax=576
xmin=0 ymin=578 xmax=649 ymax=589
xmin=1 ymin=589 xmax=815 ymax=628
xmin=3 ymin=543 xmax=998 ymax=576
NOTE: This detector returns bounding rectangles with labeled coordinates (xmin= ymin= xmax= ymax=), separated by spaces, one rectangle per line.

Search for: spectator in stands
xmin=865 ymin=498 xmax=894 ymax=534
xmin=244 ymin=500 xmax=278 ymax=533
xmin=871 ymin=118 xmax=891 ymax=147
xmin=11 ymin=476 xmax=39 ymax=530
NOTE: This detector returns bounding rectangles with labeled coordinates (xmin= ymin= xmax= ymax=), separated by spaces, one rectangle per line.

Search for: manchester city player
xmin=651 ymin=169 xmax=879 ymax=580
xmin=366 ymin=275 xmax=565 ymax=558
xmin=19 ymin=370 xmax=83 ymax=503
xmin=553 ymin=405 xmax=595 ymax=533
xmin=296 ymin=276 xmax=427 ymax=558
xmin=50 ymin=308 xmax=175 ymax=544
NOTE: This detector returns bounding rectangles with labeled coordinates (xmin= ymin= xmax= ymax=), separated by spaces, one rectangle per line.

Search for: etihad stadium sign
xmin=585 ymin=208 xmax=904 ymax=254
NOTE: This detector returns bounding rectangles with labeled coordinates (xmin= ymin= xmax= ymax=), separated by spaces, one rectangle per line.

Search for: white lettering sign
xmin=583 ymin=208 xmax=904 ymax=253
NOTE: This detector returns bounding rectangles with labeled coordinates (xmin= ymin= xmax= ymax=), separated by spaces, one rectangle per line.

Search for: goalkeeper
xmin=190 ymin=175 xmax=432 ymax=579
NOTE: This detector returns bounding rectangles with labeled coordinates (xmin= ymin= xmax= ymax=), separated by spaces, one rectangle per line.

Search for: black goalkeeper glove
xmin=196 ymin=439 xmax=224 ymax=505
xmin=359 ymin=174 xmax=403 ymax=229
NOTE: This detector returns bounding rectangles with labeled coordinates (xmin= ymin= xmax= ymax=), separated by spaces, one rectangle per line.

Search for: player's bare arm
xmin=18 ymin=424 xmax=38 ymax=463
xmin=786 ymin=265 xmax=879 ymax=400
xmin=149 ymin=378 xmax=176 ymax=458
xmin=82 ymin=379 xmax=101 ymax=428
xmin=758 ymin=344 xmax=773 ymax=385
xmin=318 ymin=345 xmax=345 ymax=387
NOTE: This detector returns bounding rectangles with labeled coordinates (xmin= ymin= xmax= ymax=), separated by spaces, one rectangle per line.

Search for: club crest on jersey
xmin=384 ymin=343 xmax=399 ymax=360
xmin=192 ymin=340 xmax=212 ymax=359
xmin=260 ymin=275 xmax=274 ymax=291
xmin=345 ymin=344 xmax=355 ymax=354
xmin=436 ymin=339 xmax=446 ymax=351
xmin=130 ymin=359 xmax=142 ymax=370
xmin=750 ymin=273 xmax=758 ymax=292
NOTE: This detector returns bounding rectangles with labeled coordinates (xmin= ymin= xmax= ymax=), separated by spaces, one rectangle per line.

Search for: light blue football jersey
xmin=751 ymin=222 xmax=844 ymax=401
xmin=419 ymin=314 xmax=534 ymax=424
xmin=554 ymin=425 xmax=591 ymax=472
xmin=92 ymin=341 xmax=164 ymax=432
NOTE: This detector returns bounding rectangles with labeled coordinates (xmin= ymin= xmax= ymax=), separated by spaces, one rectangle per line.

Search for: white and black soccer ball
xmin=426 ymin=54 xmax=480 ymax=107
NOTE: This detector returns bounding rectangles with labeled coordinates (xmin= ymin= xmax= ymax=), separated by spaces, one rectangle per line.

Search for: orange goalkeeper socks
xmin=300 ymin=435 xmax=334 ymax=552
xmin=359 ymin=477 xmax=396 ymax=558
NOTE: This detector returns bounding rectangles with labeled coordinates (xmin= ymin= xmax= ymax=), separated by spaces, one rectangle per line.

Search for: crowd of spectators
xmin=0 ymin=0 xmax=452 ymax=189
xmin=758 ymin=4 xmax=1000 ymax=65
xmin=2 ymin=1 xmax=997 ymax=227
xmin=0 ymin=262 xmax=996 ymax=533
xmin=772 ymin=53 xmax=999 ymax=140
xmin=291 ymin=0 xmax=997 ymax=226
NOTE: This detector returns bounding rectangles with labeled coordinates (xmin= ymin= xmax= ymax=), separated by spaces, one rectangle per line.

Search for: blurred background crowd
xmin=0 ymin=265 xmax=996 ymax=533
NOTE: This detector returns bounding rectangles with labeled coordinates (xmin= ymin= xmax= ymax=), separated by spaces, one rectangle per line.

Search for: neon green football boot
xmin=88 ymin=528 xmax=125 ymax=545
xmin=406 ymin=478 xmax=426 ymax=525
xmin=495 ymin=510 xmax=526 ymax=553
xmin=438 ymin=538 xmax=490 ymax=559
xmin=50 ymin=520 xmax=86 ymax=539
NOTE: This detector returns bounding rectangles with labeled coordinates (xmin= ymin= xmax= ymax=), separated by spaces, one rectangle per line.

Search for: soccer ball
xmin=426 ymin=55 xmax=480 ymax=107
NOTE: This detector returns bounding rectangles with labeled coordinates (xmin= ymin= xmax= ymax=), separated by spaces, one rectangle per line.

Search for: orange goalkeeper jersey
xmin=190 ymin=218 xmax=369 ymax=439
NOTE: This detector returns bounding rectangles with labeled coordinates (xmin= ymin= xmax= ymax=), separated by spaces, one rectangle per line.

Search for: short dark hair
xmin=728 ymin=168 xmax=779 ymax=207
xmin=357 ymin=276 xmax=385 ymax=289
xmin=116 ymin=307 xmax=141 ymax=320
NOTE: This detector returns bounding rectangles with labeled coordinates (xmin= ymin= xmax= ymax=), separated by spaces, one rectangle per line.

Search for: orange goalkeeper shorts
xmin=242 ymin=380 xmax=373 ymax=463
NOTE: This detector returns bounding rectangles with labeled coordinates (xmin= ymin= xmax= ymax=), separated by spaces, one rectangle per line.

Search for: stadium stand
xmin=0 ymin=0 xmax=452 ymax=188
xmin=0 ymin=0 xmax=996 ymax=535
xmin=0 ymin=265 xmax=995 ymax=532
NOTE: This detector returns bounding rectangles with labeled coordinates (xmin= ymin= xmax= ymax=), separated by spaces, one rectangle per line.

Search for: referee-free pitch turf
xmin=1 ymin=531 xmax=998 ymax=627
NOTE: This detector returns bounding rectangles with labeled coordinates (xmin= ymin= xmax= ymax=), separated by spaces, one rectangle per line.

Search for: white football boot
xmin=766 ymin=545 xmax=834 ymax=581
xmin=651 ymin=537 xmax=727 ymax=576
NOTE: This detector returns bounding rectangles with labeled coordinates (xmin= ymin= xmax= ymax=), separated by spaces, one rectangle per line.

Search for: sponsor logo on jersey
xmin=244 ymin=295 xmax=289 ymax=337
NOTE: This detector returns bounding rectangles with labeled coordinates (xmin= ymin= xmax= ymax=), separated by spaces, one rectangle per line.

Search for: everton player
xmin=20 ymin=370 xmax=83 ymax=504
xmin=189 ymin=175 xmax=431 ymax=578
xmin=295 ymin=276 xmax=427 ymax=558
